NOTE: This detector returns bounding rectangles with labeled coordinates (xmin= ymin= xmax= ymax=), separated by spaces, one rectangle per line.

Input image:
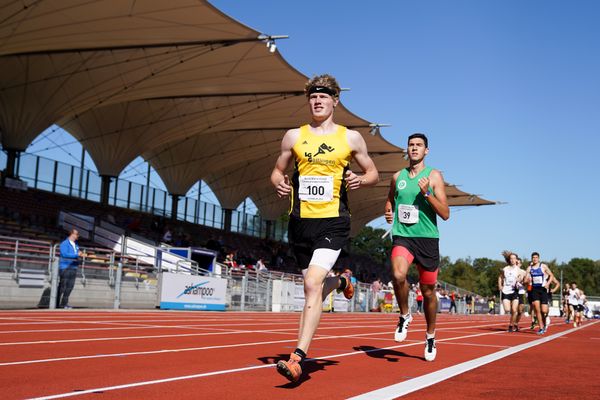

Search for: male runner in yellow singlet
xmin=271 ymin=74 xmax=379 ymax=382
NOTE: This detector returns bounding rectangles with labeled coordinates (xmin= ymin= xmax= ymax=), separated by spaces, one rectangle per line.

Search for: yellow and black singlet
xmin=290 ymin=124 xmax=353 ymax=219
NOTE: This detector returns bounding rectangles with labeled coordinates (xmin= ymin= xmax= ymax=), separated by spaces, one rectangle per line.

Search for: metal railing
xmin=0 ymin=235 xmax=53 ymax=278
xmin=10 ymin=151 xmax=288 ymax=241
xmin=1 ymin=234 xmax=487 ymax=313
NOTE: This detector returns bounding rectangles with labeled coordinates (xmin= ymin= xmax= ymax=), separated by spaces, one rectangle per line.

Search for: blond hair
xmin=304 ymin=74 xmax=341 ymax=98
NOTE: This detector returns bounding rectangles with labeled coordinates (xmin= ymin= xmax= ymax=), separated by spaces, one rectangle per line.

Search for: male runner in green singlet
xmin=384 ymin=133 xmax=449 ymax=361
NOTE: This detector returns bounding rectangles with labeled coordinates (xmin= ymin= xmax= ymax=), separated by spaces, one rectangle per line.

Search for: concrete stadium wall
xmin=0 ymin=272 xmax=157 ymax=309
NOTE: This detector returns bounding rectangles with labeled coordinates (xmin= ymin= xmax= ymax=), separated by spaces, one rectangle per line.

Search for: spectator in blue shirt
xmin=57 ymin=229 xmax=84 ymax=308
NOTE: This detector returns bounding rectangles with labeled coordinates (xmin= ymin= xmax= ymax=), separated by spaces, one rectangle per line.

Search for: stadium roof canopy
xmin=0 ymin=0 xmax=495 ymax=234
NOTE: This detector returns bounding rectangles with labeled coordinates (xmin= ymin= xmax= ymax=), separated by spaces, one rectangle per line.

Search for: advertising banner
xmin=159 ymin=273 xmax=227 ymax=311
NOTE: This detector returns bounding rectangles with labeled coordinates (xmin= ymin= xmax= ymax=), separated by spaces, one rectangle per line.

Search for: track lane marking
xmin=25 ymin=329 xmax=509 ymax=399
xmin=0 ymin=323 xmax=501 ymax=348
xmin=1 ymin=322 xmax=506 ymax=366
xmin=348 ymin=321 xmax=600 ymax=400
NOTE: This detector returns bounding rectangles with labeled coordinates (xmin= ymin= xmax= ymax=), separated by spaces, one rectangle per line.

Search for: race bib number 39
xmin=397 ymin=204 xmax=419 ymax=224
xmin=299 ymin=176 xmax=334 ymax=202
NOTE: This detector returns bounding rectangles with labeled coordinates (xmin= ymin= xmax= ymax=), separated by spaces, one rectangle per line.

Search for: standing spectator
xmin=465 ymin=293 xmax=473 ymax=314
xmin=449 ymin=291 xmax=457 ymax=314
xmin=57 ymin=229 xmax=85 ymax=309
xmin=416 ymin=287 xmax=424 ymax=314
xmin=371 ymin=278 xmax=382 ymax=311
xmin=488 ymin=296 xmax=496 ymax=314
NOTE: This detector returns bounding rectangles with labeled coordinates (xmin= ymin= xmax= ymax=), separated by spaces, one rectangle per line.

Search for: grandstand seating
xmin=0 ymin=185 xmax=389 ymax=280
xmin=0 ymin=186 xmax=292 ymax=267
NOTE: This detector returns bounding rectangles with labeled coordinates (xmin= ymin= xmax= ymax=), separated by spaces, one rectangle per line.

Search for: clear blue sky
xmin=15 ymin=1 xmax=600 ymax=263
xmin=208 ymin=0 xmax=600 ymax=264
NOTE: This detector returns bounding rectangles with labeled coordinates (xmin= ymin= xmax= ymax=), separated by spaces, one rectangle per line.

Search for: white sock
xmin=403 ymin=313 xmax=411 ymax=319
xmin=426 ymin=331 xmax=435 ymax=340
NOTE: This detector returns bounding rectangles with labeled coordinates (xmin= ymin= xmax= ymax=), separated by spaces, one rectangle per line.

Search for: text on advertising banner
xmin=159 ymin=272 xmax=227 ymax=311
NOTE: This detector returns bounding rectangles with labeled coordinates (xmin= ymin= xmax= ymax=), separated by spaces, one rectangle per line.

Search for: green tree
xmin=559 ymin=258 xmax=600 ymax=296
xmin=350 ymin=226 xmax=392 ymax=265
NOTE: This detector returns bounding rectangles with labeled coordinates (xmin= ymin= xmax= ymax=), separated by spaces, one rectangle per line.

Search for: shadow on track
xmin=353 ymin=345 xmax=424 ymax=362
xmin=257 ymin=354 xmax=339 ymax=388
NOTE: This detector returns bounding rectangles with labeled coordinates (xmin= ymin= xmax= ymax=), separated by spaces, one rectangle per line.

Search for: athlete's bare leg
xmin=516 ymin=303 xmax=525 ymax=324
xmin=391 ymin=255 xmax=411 ymax=315
xmin=541 ymin=303 xmax=549 ymax=320
xmin=420 ymin=283 xmax=437 ymax=334
xmin=296 ymin=265 xmax=329 ymax=352
xmin=322 ymin=276 xmax=342 ymax=301
xmin=296 ymin=272 xmax=341 ymax=339
xmin=502 ymin=299 xmax=512 ymax=326
xmin=532 ymin=300 xmax=545 ymax=331
xmin=510 ymin=300 xmax=519 ymax=327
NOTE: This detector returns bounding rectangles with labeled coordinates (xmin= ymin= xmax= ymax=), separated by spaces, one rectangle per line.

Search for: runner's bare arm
xmin=550 ymin=275 xmax=560 ymax=293
xmin=270 ymin=129 xmax=300 ymax=198
xmin=346 ymin=129 xmax=379 ymax=190
xmin=418 ymin=169 xmax=450 ymax=220
xmin=524 ymin=267 xmax=532 ymax=284
xmin=543 ymin=265 xmax=560 ymax=292
xmin=498 ymin=271 xmax=504 ymax=292
xmin=384 ymin=172 xmax=400 ymax=224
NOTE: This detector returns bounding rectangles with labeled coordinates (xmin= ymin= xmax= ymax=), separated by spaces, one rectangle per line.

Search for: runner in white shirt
xmin=568 ymin=282 xmax=583 ymax=327
xmin=514 ymin=257 xmax=527 ymax=331
xmin=498 ymin=252 xmax=525 ymax=332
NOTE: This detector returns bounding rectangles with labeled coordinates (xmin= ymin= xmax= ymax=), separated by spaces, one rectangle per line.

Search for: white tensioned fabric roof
xmin=0 ymin=0 xmax=495 ymax=233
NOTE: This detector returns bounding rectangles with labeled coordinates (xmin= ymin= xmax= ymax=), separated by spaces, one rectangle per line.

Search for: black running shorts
xmin=288 ymin=216 xmax=350 ymax=270
xmin=391 ymin=236 xmax=440 ymax=272
xmin=528 ymin=287 xmax=548 ymax=304
xmin=501 ymin=292 xmax=518 ymax=302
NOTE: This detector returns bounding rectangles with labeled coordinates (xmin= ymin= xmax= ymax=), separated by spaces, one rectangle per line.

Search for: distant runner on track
xmin=514 ymin=257 xmax=527 ymax=331
xmin=499 ymin=251 xmax=526 ymax=332
xmin=525 ymin=252 xmax=557 ymax=335
xmin=569 ymin=282 xmax=584 ymax=327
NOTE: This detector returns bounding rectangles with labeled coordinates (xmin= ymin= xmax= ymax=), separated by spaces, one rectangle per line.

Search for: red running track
xmin=0 ymin=310 xmax=597 ymax=399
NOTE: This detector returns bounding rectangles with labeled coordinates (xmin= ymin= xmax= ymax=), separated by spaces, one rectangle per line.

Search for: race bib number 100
xmin=397 ymin=204 xmax=419 ymax=224
xmin=299 ymin=176 xmax=334 ymax=202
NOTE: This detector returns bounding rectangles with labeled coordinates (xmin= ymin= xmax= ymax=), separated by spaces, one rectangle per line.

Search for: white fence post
xmin=266 ymin=278 xmax=272 ymax=311
xmin=49 ymin=252 xmax=59 ymax=309
xmin=241 ymin=271 xmax=248 ymax=312
xmin=113 ymin=262 xmax=123 ymax=309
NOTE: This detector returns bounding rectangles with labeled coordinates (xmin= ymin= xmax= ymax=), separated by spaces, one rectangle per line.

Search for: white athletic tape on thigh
xmin=309 ymin=248 xmax=341 ymax=271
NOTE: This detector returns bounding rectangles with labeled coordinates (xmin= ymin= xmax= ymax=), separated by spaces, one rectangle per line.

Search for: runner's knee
xmin=392 ymin=269 xmax=407 ymax=284
xmin=303 ymin=276 xmax=323 ymax=297
xmin=420 ymin=284 xmax=435 ymax=298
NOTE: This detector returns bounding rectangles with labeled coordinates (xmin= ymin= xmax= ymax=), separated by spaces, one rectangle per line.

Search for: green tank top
xmin=391 ymin=166 xmax=439 ymax=238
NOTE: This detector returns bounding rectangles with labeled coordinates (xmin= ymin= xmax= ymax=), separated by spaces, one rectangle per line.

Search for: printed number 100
xmin=307 ymin=186 xmax=325 ymax=196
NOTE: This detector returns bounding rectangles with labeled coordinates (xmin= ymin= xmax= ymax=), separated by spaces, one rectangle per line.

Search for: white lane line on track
xmin=347 ymin=320 xmax=600 ymax=400
xmin=0 ymin=321 xmax=498 ymax=345
xmin=0 ymin=315 xmax=497 ymax=324
xmin=26 ymin=329 xmax=507 ymax=400
xmin=0 ymin=321 xmax=505 ymax=347
xmin=1 ymin=322 xmax=506 ymax=366
xmin=437 ymin=342 xmax=509 ymax=349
